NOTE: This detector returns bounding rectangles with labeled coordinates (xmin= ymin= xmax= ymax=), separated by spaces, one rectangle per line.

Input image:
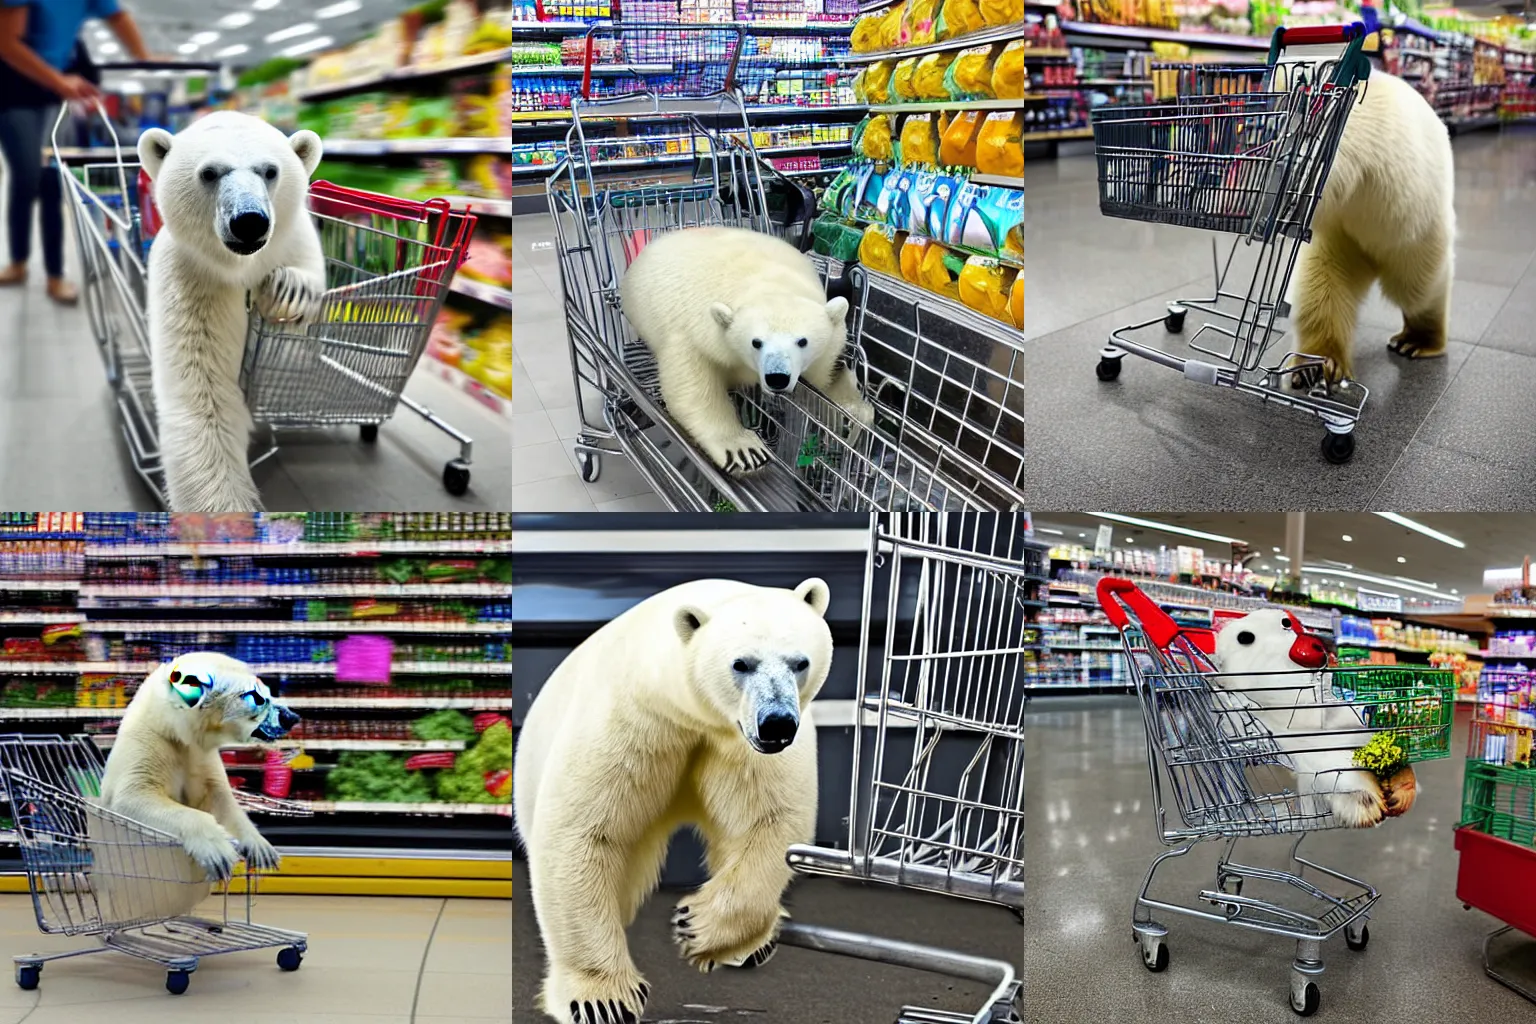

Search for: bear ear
xmin=793 ymin=578 xmax=830 ymax=617
xmin=289 ymin=130 xmax=323 ymax=177
xmin=824 ymin=296 xmax=849 ymax=323
xmin=709 ymin=302 xmax=734 ymax=329
xmin=675 ymin=605 xmax=711 ymax=644
xmin=137 ymin=127 xmax=174 ymax=181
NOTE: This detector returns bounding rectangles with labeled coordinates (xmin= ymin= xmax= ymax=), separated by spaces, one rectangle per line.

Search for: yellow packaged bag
xmin=851 ymin=10 xmax=884 ymax=52
xmin=879 ymin=3 xmax=905 ymax=48
xmin=957 ymin=257 xmax=1019 ymax=324
xmin=978 ymin=0 xmax=1022 ymax=26
xmin=1008 ymin=273 xmax=1022 ymax=328
xmin=939 ymin=110 xmax=983 ymax=168
xmin=919 ymin=241 xmax=962 ymax=300
xmin=900 ymin=0 xmax=942 ymax=46
xmin=913 ymin=52 xmax=954 ymax=100
xmin=859 ymin=224 xmax=907 ymax=275
xmin=948 ymin=44 xmax=997 ymax=98
xmin=891 ymin=56 xmax=920 ymax=100
xmin=899 ymin=234 xmax=934 ymax=285
xmin=859 ymin=113 xmax=894 ymax=161
xmin=899 ymin=113 xmax=939 ymax=166
xmin=865 ymin=60 xmax=896 ymax=104
xmin=992 ymin=39 xmax=1024 ymax=100
xmin=975 ymin=111 xmax=1023 ymax=177
xmin=942 ymin=0 xmax=985 ymax=37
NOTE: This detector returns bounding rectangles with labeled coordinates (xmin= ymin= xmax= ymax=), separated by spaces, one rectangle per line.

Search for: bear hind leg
xmin=1379 ymin=248 xmax=1451 ymax=362
xmin=1290 ymin=231 xmax=1376 ymax=387
xmin=530 ymin=845 xmax=649 ymax=1024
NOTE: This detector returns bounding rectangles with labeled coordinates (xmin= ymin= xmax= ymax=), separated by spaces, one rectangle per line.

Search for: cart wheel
xmin=1164 ymin=305 xmax=1186 ymax=333
xmin=359 ymin=423 xmax=378 ymax=443
xmin=1321 ymin=431 xmax=1355 ymax=465
xmin=1291 ymin=981 xmax=1320 ymax=1017
xmin=1141 ymin=939 xmax=1168 ymax=972
xmin=14 ymin=965 xmax=38 ymax=990
xmin=442 ymin=459 xmax=471 ymax=496
xmin=277 ymin=946 xmax=304 ymax=971
xmin=577 ymin=450 xmax=601 ymax=483
xmin=1096 ymin=357 xmax=1122 ymax=382
xmin=1345 ymin=923 xmax=1369 ymax=952
xmin=166 ymin=971 xmax=191 ymax=995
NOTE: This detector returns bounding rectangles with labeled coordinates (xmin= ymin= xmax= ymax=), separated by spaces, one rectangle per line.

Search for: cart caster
xmin=442 ymin=459 xmax=471 ymax=496
xmin=1096 ymin=357 xmax=1122 ymax=382
xmin=577 ymin=449 xmax=601 ymax=483
xmin=359 ymin=423 xmax=378 ymax=443
xmin=166 ymin=970 xmax=191 ymax=995
xmin=1345 ymin=922 xmax=1369 ymax=952
xmin=1218 ymin=874 xmax=1244 ymax=898
xmin=1321 ymin=431 xmax=1355 ymax=464
xmin=1291 ymin=980 xmax=1320 ymax=1017
xmin=1136 ymin=929 xmax=1168 ymax=972
xmin=14 ymin=965 xmax=38 ymax=990
xmin=1164 ymin=304 xmax=1186 ymax=333
xmin=277 ymin=946 xmax=304 ymax=971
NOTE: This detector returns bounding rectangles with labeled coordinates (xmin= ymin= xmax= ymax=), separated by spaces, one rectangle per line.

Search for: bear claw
xmin=1387 ymin=331 xmax=1446 ymax=360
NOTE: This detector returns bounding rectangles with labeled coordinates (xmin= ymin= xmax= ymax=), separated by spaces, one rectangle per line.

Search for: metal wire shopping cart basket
xmin=780 ymin=513 xmax=1035 ymax=1023
xmin=1090 ymin=23 xmax=1374 ymax=465
xmin=53 ymin=104 xmax=481 ymax=506
xmin=1096 ymin=576 xmax=1454 ymax=1016
xmin=545 ymin=24 xmax=1024 ymax=511
xmin=0 ymin=734 xmax=309 ymax=995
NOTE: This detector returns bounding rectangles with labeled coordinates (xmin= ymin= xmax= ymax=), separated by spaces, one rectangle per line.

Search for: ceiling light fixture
xmin=266 ymin=23 xmax=317 ymax=42
xmin=177 ymin=42 xmax=199 ymax=54
xmin=317 ymin=0 xmax=364 ymax=17
xmin=1342 ymin=534 xmax=1352 ymax=542
xmin=216 ymin=43 xmax=250 ymax=57
xmin=1372 ymin=512 xmax=1465 ymax=549
xmin=98 ymin=41 xmax=120 ymax=54
xmin=280 ymin=35 xmax=333 ymax=56
xmin=1272 ymin=546 xmax=1281 ymax=553
xmin=1393 ymin=574 xmax=1439 ymax=588
xmin=1300 ymin=565 xmax=1444 ymax=598
xmin=190 ymin=31 xmax=219 ymax=45
xmin=1397 ymin=556 xmax=1407 ymax=563
xmin=253 ymin=0 xmax=283 ymax=9
xmin=1088 ymin=513 xmax=1243 ymax=545
xmin=1034 ymin=527 xmax=1064 ymax=537
xmin=219 ymin=12 xmax=255 ymax=27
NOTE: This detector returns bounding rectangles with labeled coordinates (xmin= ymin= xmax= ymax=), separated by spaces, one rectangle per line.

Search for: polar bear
xmin=137 ymin=112 xmax=327 ymax=511
xmin=514 ymin=577 xmax=833 ymax=1024
xmin=619 ymin=226 xmax=873 ymax=475
xmin=1292 ymin=70 xmax=1455 ymax=384
xmin=98 ymin=653 xmax=299 ymax=916
xmin=1211 ymin=609 xmax=1416 ymax=828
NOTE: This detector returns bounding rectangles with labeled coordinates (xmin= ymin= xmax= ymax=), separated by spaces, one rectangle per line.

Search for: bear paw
xmin=237 ymin=830 xmax=282 ymax=871
xmin=542 ymin=966 xmax=647 ymax=1024
xmin=1288 ymin=358 xmax=1345 ymax=391
xmin=840 ymin=397 xmax=875 ymax=434
xmin=699 ymin=429 xmax=772 ymax=476
xmin=257 ymin=267 xmax=321 ymax=324
xmin=1387 ymin=328 xmax=1446 ymax=360
xmin=180 ymin=827 xmax=239 ymax=882
xmin=672 ymin=901 xmax=782 ymax=974
xmin=1327 ymin=785 xmax=1385 ymax=829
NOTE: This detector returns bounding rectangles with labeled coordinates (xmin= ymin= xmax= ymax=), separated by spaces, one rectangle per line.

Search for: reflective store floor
xmin=1021 ymin=126 xmax=1536 ymax=510
xmin=1023 ymin=697 xmax=1533 ymax=1023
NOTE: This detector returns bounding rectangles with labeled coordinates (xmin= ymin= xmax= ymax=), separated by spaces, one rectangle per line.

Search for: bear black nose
xmin=230 ymin=211 xmax=270 ymax=243
xmin=277 ymin=705 xmax=300 ymax=729
xmin=756 ymin=711 xmax=798 ymax=753
xmin=764 ymin=372 xmax=792 ymax=392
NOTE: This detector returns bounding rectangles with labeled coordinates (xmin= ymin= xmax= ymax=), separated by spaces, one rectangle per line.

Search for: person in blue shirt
xmin=0 ymin=0 xmax=149 ymax=304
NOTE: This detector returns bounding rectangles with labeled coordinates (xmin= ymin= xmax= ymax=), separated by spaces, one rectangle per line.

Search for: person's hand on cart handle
xmin=56 ymin=73 xmax=101 ymax=104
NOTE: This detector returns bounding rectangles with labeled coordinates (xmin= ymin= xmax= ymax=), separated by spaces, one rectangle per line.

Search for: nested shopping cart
xmin=54 ymin=104 xmax=481 ymax=506
xmin=0 ymin=734 xmax=309 ymax=995
xmin=1097 ymin=577 xmax=1455 ymax=1016
xmin=780 ymin=513 xmax=1036 ymax=1023
xmin=546 ymin=24 xmax=1024 ymax=511
xmin=1091 ymin=23 xmax=1374 ymax=464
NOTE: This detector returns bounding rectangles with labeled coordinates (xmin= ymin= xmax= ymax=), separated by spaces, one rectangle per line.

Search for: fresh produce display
xmin=435 ymin=719 xmax=513 ymax=803
xmin=412 ymin=709 xmax=478 ymax=742
xmin=327 ymin=751 xmax=436 ymax=802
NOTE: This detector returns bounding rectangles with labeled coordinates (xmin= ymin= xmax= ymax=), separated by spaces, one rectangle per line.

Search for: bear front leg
xmin=655 ymin=344 xmax=771 ymax=475
xmin=1379 ymin=244 xmax=1452 ymax=362
xmin=1290 ymin=231 xmax=1376 ymax=387
xmin=256 ymin=266 xmax=324 ymax=324
xmin=808 ymin=358 xmax=875 ymax=435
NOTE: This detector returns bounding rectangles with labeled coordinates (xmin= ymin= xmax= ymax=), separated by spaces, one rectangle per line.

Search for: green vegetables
xmin=326 ymin=752 xmax=434 ymax=802
xmin=436 ymin=721 xmax=513 ymax=804
xmin=1353 ymin=733 xmax=1409 ymax=780
xmin=412 ymin=709 xmax=476 ymax=743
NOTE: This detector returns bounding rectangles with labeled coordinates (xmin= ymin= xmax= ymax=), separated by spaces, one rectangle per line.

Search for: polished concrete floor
xmin=513 ymin=862 xmax=1022 ymax=1023
xmin=1023 ymin=697 xmax=1534 ymax=1022
xmin=1023 ymin=126 xmax=1536 ymax=510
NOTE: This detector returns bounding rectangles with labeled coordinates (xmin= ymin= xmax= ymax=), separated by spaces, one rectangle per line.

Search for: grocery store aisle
xmin=1021 ymin=126 xmax=1536 ymax=510
xmin=1023 ymin=697 xmax=1532 ymax=1024
xmin=0 ymin=208 xmax=511 ymax=510
xmin=511 ymin=212 xmax=668 ymax=512
xmin=0 ymin=893 xmax=510 ymax=1022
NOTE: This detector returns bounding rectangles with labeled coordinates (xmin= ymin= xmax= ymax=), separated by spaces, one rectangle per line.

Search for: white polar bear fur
xmin=514 ymin=577 xmax=834 ymax=1024
xmin=95 ymin=653 xmax=292 ymax=921
xmin=1292 ymin=70 xmax=1455 ymax=383
xmin=1211 ymin=609 xmax=1384 ymax=828
xmin=138 ymin=112 xmax=326 ymax=511
xmin=619 ymin=226 xmax=873 ymax=475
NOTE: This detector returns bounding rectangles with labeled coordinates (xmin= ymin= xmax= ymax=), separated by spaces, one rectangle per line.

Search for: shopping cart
xmin=1090 ymin=23 xmax=1374 ymax=464
xmin=781 ymin=513 xmax=1034 ymax=1023
xmin=0 ymin=734 xmax=309 ymax=995
xmin=53 ymin=104 xmax=481 ymax=506
xmin=546 ymin=24 xmax=1025 ymax=511
xmin=1098 ymin=576 xmax=1455 ymax=1016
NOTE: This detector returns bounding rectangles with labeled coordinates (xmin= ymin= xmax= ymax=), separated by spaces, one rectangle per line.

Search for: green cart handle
xmin=1267 ymin=21 xmax=1371 ymax=87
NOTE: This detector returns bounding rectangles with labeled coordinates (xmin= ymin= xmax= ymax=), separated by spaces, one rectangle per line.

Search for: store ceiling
xmin=92 ymin=0 xmax=421 ymax=70
xmin=1030 ymin=512 xmax=1534 ymax=605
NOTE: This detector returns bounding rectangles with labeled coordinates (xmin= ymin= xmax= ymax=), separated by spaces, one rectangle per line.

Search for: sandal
xmin=0 ymin=264 xmax=25 ymax=286
xmin=46 ymin=278 xmax=78 ymax=305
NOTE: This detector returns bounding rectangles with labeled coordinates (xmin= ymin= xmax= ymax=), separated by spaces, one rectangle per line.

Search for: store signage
xmin=1094 ymin=525 xmax=1113 ymax=560
xmin=1355 ymin=589 xmax=1403 ymax=614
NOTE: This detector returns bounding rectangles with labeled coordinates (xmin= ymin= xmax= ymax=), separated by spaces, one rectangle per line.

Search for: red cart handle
xmin=1095 ymin=577 xmax=1215 ymax=656
xmin=1275 ymin=22 xmax=1364 ymax=46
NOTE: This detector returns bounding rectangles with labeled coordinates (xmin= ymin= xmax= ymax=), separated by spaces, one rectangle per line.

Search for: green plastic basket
xmin=1460 ymin=760 xmax=1536 ymax=848
xmin=1330 ymin=665 xmax=1456 ymax=762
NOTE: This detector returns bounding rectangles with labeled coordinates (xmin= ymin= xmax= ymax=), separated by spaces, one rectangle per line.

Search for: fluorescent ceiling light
xmin=1372 ymin=512 xmax=1465 ymax=549
xmin=317 ymin=0 xmax=363 ymax=17
xmin=1274 ymin=555 xmax=1290 ymax=562
xmin=190 ymin=31 xmax=220 ymax=45
xmin=219 ymin=12 xmax=255 ymax=27
xmin=1342 ymin=534 xmax=1352 ymax=541
xmin=1272 ymin=546 xmax=1281 ymax=553
xmin=253 ymin=0 xmax=283 ymax=9
xmin=1397 ymin=556 xmax=1406 ymax=563
xmin=1123 ymin=537 xmax=1134 ymax=545
xmin=216 ymin=43 xmax=250 ymax=57
xmin=265 ymin=22 xmax=316 ymax=42
xmin=280 ymin=35 xmax=333 ymax=56
xmin=1300 ymin=565 xmax=1444 ymax=598
xmin=1033 ymin=527 xmax=1063 ymax=537
xmin=177 ymin=42 xmax=199 ymax=54
xmin=1088 ymin=513 xmax=1242 ymax=545
xmin=98 ymin=42 xmax=120 ymax=54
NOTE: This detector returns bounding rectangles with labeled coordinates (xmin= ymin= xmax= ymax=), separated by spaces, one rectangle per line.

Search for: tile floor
xmin=1022 ymin=126 xmax=1536 ymax=509
xmin=1024 ymin=697 xmax=1533 ymax=1023
xmin=0 ymin=893 xmax=510 ymax=1023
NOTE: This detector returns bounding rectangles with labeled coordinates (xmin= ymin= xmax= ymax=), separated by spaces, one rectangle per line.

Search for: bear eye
xmin=796 ymin=338 xmax=808 ymax=348
xmin=732 ymin=658 xmax=757 ymax=673
xmin=751 ymin=339 xmax=763 ymax=350
xmin=790 ymin=656 xmax=810 ymax=673
xmin=263 ymin=166 xmax=278 ymax=182
xmin=200 ymin=167 xmax=218 ymax=184
xmin=1237 ymin=631 xmax=1255 ymax=645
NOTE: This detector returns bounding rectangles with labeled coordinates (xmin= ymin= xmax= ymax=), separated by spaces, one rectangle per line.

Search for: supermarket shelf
xmin=421 ymin=357 xmax=512 ymax=420
xmin=0 ymin=614 xmax=84 ymax=624
xmin=297 ymin=47 xmax=517 ymax=99
xmin=449 ymin=277 xmax=513 ymax=309
xmin=865 ymin=266 xmax=1022 ymax=338
xmin=511 ymin=19 xmax=855 ymax=34
xmin=971 ymin=173 xmax=1025 ymax=189
xmin=95 ymin=737 xmax=470 ymax=751
xmin=322 ymin=138 xmax=514 ymax=156
xmin=0 ymin=580 xmax=79 ymax=591
xmin=77 ymin=583 xmax=507 ymax=597
xmin=302 ymin=800 xmax=511 ymax=815
xmin=511 ymin=103 xmax=867 ymax=123
xmin=84 ymin=619 xmax=507 ymax=634
xmin=507 ymin=63 xmax=672 ymax=75
xmin=1061 ymin=21 xmax=1269 ymax=51
xmin=868 ymin=97 xmax=1025 ymax=114
xmin=284 ymin=697 xmax=512 ymax=709
xmin=842 ymin=22 xmax=1026 ymax=64
xmin=0 ymin=660 xmax=509 ymax=676
xmin=84 ymin=540 xmax=509 ymax=556
xmin=1481 ymin=651 xmax=1536 ymax=660
xmin=1025 ymin=127 xmax=1095 ymax=142
xmin=512 ymin=138 xmax=846 ymax=175
xmin=442 ymin=195 xmax=513 ymax=217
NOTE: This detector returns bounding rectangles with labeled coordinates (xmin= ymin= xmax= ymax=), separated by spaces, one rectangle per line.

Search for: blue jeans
xmin=0 ymin=104 xmax=63 ymax=278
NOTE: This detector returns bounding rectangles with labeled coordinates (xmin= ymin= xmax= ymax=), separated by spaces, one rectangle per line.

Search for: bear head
xmin=1213 ymin=608 xmax=1331 ymax=682
xmin=674 ymin=578 xmax=833 ymax=755
xmin=709 ymin=295 xmax=850 ymax=396
xmin=137 ymin=111 xmax=321 ymax=266
xmin=145 ymin=652 xmax=300 ymax=750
